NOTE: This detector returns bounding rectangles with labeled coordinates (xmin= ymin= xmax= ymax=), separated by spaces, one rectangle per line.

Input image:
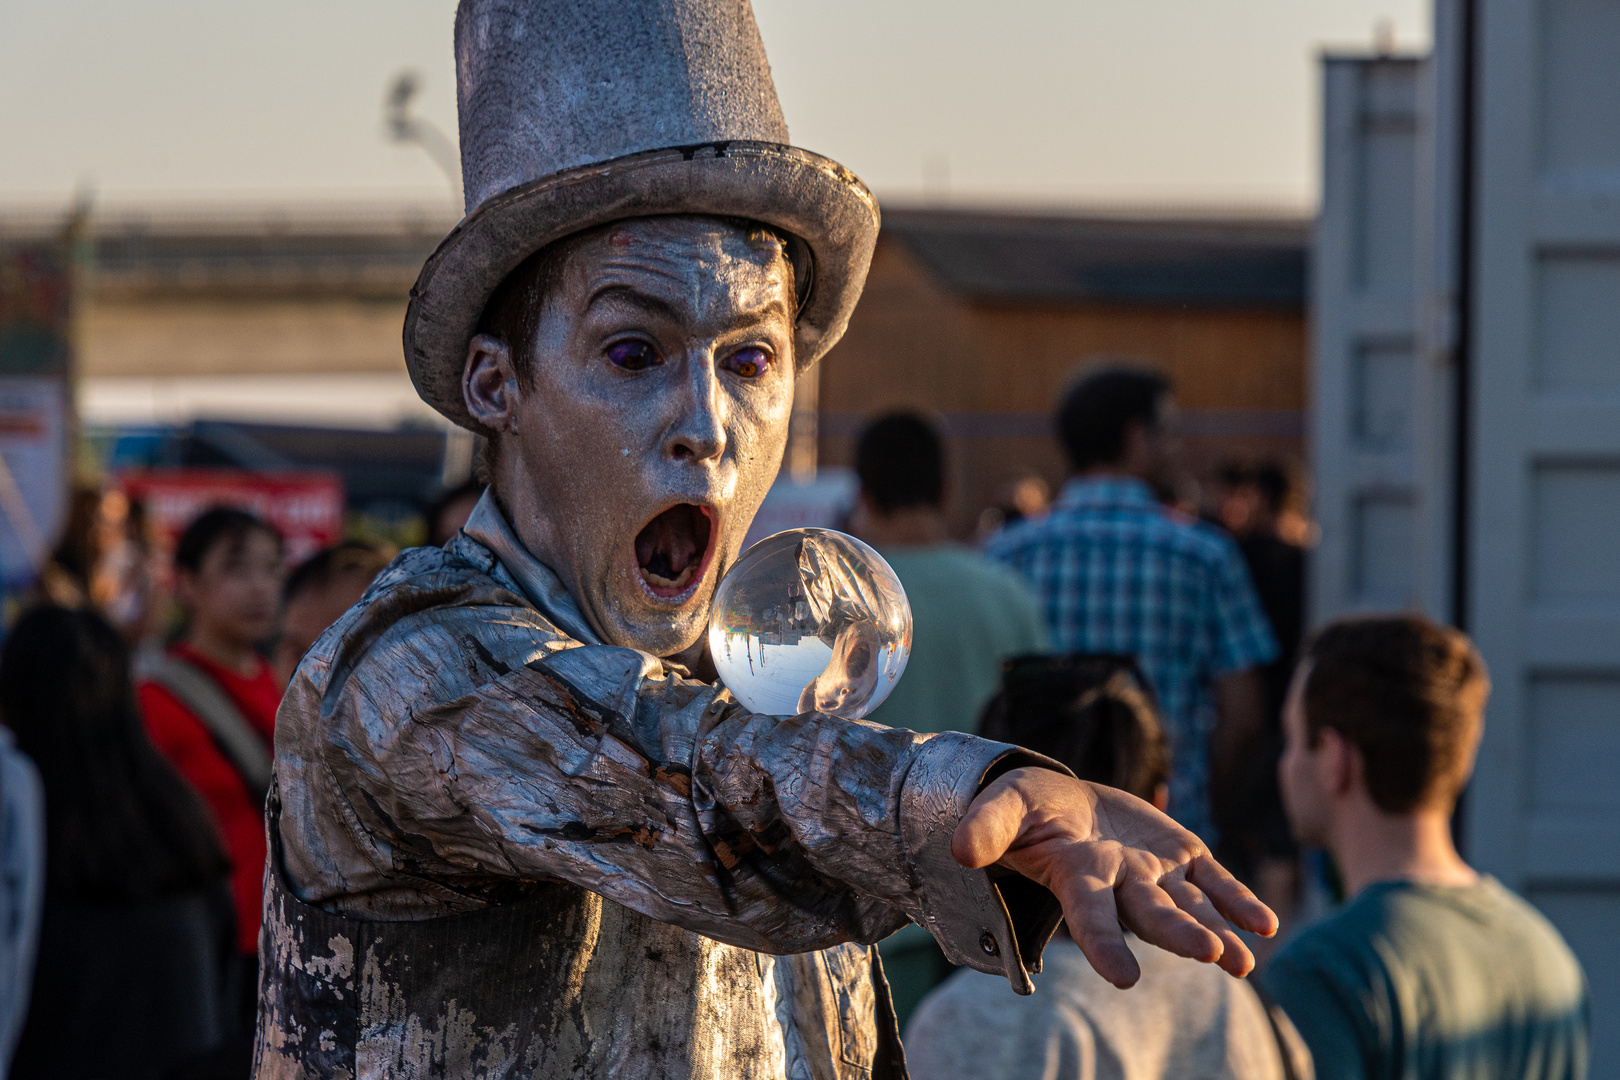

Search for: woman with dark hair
xmin=3 ymin=606 xmax=235 ymax=1079
xmin=904 ymin=655 xmax=1308 ymax=1080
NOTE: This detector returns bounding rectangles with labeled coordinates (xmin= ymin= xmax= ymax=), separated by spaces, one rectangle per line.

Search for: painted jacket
xmin=255 ymin=493 xmax=1060 ymax=1079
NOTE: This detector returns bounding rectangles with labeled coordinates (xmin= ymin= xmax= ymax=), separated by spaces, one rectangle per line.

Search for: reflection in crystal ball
xmin=709 ymin=529 xmax=911 ymax=719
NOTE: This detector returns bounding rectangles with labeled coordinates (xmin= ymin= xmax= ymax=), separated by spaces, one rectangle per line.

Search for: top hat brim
xmin=404 ymin=141 xmax=879 ymax=433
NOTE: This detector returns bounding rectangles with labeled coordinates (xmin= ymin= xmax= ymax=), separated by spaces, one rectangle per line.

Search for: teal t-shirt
xmin=1261 ymin=877 xmax=1589 ymax=1080
xmin=866 ymin=544 xmax=1047 ymax=736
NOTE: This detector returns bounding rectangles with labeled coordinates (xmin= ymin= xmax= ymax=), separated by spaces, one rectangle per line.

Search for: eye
xmin=606 ymin=340 xmax=661 ymax=371
xmin=724 ymin=346 xmax=772 ymax=379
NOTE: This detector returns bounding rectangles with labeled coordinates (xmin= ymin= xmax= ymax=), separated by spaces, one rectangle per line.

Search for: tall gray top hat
xmin=404 ymin=0 xmax=881 ymax=431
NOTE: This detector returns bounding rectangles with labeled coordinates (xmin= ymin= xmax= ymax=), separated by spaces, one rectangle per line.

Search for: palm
xmin=952 ymin=768 xmax=1277 ymax=988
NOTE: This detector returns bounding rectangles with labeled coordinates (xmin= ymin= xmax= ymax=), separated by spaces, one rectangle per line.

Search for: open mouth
xmin=634 ymin=504 xmax=715 ymax=599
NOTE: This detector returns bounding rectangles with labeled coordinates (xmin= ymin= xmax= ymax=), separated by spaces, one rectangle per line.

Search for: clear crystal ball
xmin=708 ymin=528 xmax=911 ymax=719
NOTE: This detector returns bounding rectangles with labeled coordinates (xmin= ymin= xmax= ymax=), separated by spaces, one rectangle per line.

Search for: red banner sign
xmin=116 ymin=469 xmax=345 ymax=567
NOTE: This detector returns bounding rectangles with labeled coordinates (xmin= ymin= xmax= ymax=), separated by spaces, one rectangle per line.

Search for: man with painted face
xmin=255 ymin=3 xmax=1276 ymax=1078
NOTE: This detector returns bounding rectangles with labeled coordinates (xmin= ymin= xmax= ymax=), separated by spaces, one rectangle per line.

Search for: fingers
xmin=1188 ymin=854 xmax=1279 ymax=938
xmin=1115 ymin=877 xmax=1224 ymax=964
xmin=1160 ymin=878 xmax=1256 ymax=978
xmin=951 ymin=772 xmax=1273 ymax=985
xmin=950 ymin=778 xmax=1025 ymax=870
xmin=1212 ymin=931 xmax=1256 ymax=978
xmin=1052 ymin=859 xmax=1143 ymax=989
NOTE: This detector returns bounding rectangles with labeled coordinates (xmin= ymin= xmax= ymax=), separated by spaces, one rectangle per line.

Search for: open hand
xmin=952 ymin=767 xmax=1277 ymax=988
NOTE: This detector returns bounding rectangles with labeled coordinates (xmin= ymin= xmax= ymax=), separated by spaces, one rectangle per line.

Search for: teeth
xmin=641 ymin=563 xmax=696 ymax=591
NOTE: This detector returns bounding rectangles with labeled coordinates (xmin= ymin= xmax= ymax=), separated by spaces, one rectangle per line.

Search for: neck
xmin=1329 ymin=799 xmax=1477 ymax=898
xmin=858 ymin=505 xmax=948 ymax=547
xmin=1078 ymin=464 xmax=1146 ymax=484
xmin=184 ymin=626 xmax=261 ymax=679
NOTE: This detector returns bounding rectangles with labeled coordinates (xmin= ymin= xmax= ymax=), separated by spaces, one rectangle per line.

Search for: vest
xmin=252 ymin=786 xmax=908 ymax=1080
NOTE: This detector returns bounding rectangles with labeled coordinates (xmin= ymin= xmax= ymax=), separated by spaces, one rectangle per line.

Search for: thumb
xmin=951 ymin=779 xmax=1027 ymax=869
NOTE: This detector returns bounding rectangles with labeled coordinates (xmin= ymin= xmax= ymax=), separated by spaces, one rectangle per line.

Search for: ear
xmin=1120 ymin=419 xmax=1149 ymax=458
xmin=1150 ymin=782 xmax=1170 ymax=813
xmin=1119 ymin=418 xmax=1165 ymax=476
xmin=845 ymin=492 xmax=876 ymax=537
xmin=463 ymin=334 xmax=522 ymax=434
xmin=1318 ymin=727 xmax=1357 ymax=798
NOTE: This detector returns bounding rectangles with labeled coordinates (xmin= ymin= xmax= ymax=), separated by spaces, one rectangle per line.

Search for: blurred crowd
xmin=852 ymin=366 xmax=1589 ymax=1080
xmin=0 ymin=366 xmax=1591 ymax=1080
xmin=0 ymin=478 xmax=483 ymax=1079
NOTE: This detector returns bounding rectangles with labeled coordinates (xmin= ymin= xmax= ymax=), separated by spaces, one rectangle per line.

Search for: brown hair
xmin=283 ymin=539 xmax=394 ymax=605
xmin=1302 ymin=614 xmax=1490 ymax=814
xmin=979 ymin=655 xmax=1169 ymax=801
xmin=470 ymin=227 xmax=599 ymax=480
xmin=475 ymin=230 xmax=598 ymax=387
xmin=174 ymin=506 xmax=282 ymax=574
xmin=1057 ymin=365 xmax=1170 ymax=473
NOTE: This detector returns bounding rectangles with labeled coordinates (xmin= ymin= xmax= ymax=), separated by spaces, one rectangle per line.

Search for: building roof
xmin=880 ymin=207 xmax=1309 ymax=308
xmin=1 ymin=203 xmax=457 ymax=299
xmin=89 ymin=205 xmax=456 ymax=298
xmin=5 ymin=201 xmax=1310 ymax=307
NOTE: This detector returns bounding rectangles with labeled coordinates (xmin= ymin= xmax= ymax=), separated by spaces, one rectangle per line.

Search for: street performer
xmin=254 ymin=2 xmax=1277 ymax=1077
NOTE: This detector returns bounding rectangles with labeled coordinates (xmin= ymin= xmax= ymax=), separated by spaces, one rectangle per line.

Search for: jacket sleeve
xmin=322 ymin=610 xmax=1064 ymax=988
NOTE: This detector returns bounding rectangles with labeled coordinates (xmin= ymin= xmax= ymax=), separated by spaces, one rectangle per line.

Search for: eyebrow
xmin=584 ymin=284 xmax=682 ymax=323
xmin=584 ymin=284 xmax=792 ymax=333
xmin=736 ymin=298 xmax=793 ymax=330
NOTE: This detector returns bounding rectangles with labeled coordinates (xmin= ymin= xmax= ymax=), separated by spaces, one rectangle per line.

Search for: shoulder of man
xmin=965 ymin=554 xmax=1050 ymax=636
xmin=1260 ymin=905 xmax=1394 ymax=1075
xmin=1436 ymin=878 xmax=1588 ymax=1002
xmin=1265 ymin=892 xmax=1394 ymax=979
xmin=982 ymin=516 xmax=1045 ymax=562
xmin=283 ymin=541 xmax=577 ymax=732
xmin=1153 ymin=510 xmax=1249 ymax=567
xmin=939 ymin=545 xmax=1039 ymax=592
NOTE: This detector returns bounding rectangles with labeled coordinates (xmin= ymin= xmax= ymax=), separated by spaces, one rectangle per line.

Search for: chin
xmin=599 ymin=501 xmax=725 ymax=657
xmin=238 ymin=622 xmax=277 ymax=647
xmin=602 ymin=602 xmax=708 ymax=659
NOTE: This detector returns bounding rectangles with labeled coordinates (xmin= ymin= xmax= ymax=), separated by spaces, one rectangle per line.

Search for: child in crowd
xmin=273 ymin=540 xmax=393 ymax=687
xmin=136 ymin=507 xmax=284 ymax=1043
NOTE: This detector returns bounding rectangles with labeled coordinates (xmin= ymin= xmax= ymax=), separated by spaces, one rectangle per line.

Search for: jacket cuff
xmin=896 ymin=732 xmax=1071 ymax=995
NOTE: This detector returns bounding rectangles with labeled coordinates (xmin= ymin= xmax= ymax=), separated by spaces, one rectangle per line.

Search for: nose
xmin=663 ymin=353 xmax=726 ymax=463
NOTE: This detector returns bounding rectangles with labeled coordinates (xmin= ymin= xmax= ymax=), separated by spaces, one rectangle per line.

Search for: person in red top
xmin=137 ymin=508 xmax=284 ymax=984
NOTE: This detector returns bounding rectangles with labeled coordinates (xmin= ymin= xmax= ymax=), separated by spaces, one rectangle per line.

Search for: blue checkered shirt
xmin=985 ymin=477 xmax=1277 ymax=843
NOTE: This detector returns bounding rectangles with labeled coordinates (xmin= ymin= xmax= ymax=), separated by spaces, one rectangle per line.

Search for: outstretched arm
xmin=955 ymin=768 xmax=1276 ymax=987
xmin=304 ymin=595 xmax=1272 ymax=989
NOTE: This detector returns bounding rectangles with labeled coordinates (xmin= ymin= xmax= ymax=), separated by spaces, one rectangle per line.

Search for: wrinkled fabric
xmin=256 ymin=800 xmax=902 ymax=1080
xmin=261 ymin=494 xmax=1060 ymax=1079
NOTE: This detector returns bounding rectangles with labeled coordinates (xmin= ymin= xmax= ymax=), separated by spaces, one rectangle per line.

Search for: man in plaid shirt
xmin=987 ymin=367 xmax=1277 ymax=845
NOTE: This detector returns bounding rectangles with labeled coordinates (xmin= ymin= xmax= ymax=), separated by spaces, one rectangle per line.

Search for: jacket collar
xmin=1055 ymin=475 xmax=1159 ymax=511
xmin=460 ymin=490 xmax=603 ymax=646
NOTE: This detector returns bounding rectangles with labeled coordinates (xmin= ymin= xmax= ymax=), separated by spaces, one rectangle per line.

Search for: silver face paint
xmin=473 ymin=215 xmax=796 ymax=659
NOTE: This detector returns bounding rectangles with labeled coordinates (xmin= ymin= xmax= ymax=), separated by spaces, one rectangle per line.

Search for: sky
xmin=0 ymin=0 xmax=1429 ymax=213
